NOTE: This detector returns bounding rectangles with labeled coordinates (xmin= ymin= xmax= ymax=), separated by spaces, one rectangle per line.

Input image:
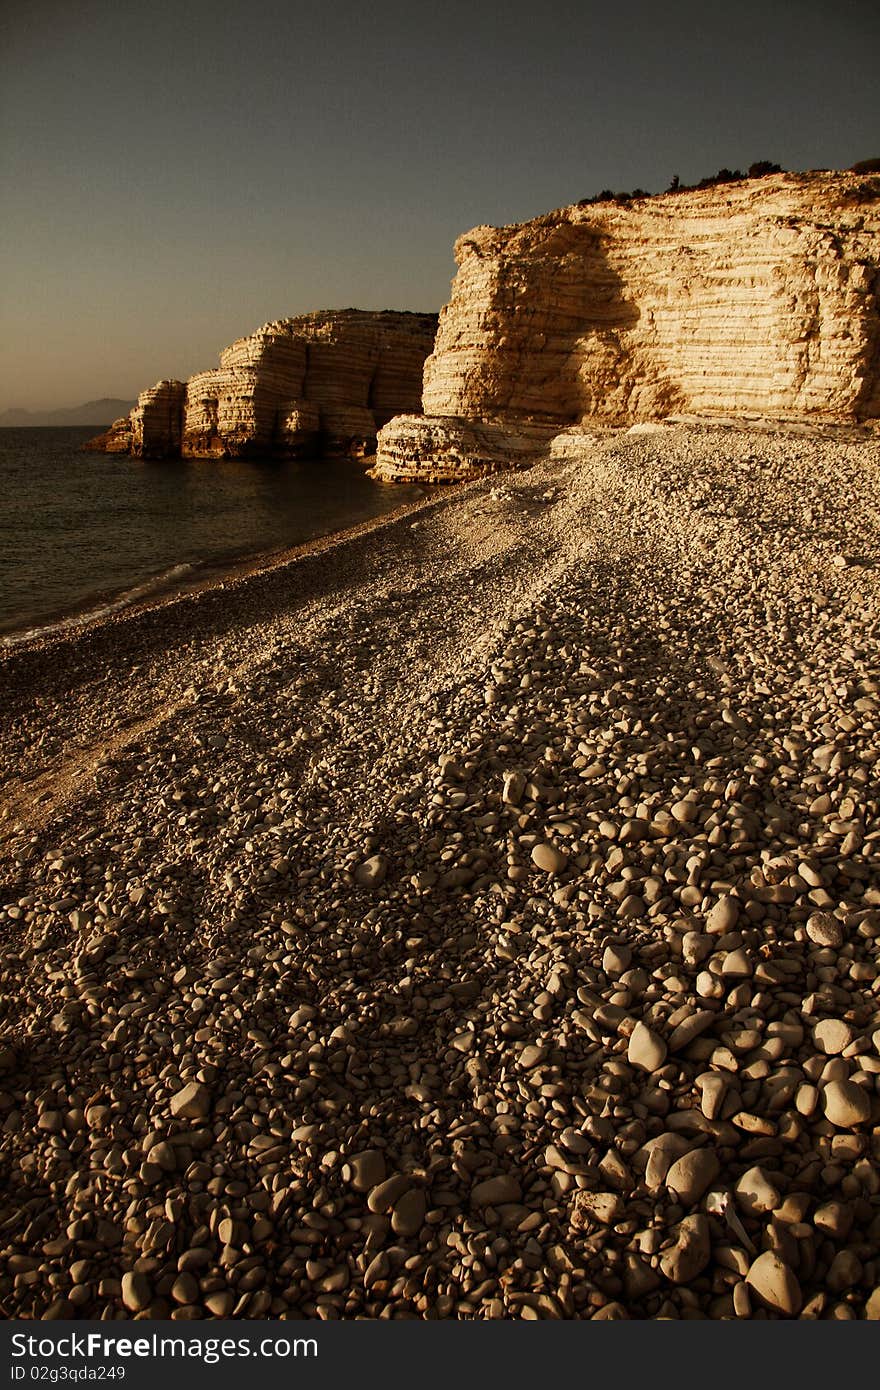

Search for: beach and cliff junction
xmin=1 ymin=172 xmax=880 ymax=1320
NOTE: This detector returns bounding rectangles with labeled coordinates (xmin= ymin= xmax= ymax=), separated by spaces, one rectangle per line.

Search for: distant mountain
xmin=0 ymin=398 xmax=136 ymax=427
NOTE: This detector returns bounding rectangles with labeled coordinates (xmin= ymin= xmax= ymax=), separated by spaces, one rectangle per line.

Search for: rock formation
xmin=373 ymin=172 xmax=880 ymax=481
xmin=87 ymin=311 xmax=437 ymax=461
xmin=370 ymin=416 xmax=559 ymax=484
xmin=83 ymin=417 xmax=133 ymax=454
xmin=133 ymin=380 xmax=187 ymax=458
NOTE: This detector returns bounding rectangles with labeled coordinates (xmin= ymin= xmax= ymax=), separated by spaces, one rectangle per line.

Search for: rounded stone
xmin=390 ymin=1188 xmax=426 ymax=1237
xmin=826 ymin=1249 xmax=862 ymax=1294
xmin=355 ymin=855 xmax=388 ymax=889
xmin=531 ymin=843 xmax=568 ymax=875
xmin=171 ymin=1273 xmax=199 ymax=1305
xmin=823 ymin=1079 xmax=871 ymax=1128
xmin=121 ymin=1271 xmax=152 ymax=1313
xmin=471 ymin=1174 xmax=522 ymax=1207
xmin=602 ymin=943 xmax=632 ymax=976
xmin=170 ymin=1081 xmax=211 ymax=1120
xmin=721 ymin=948 xmax=751 ymax=977
xmin=659 ymin=1214 xmax=710 ymax=1284
xmin=806 ymin=912 xmax=845 ymax=948
xmin=706 ymin=896 xmax=740 ymax=934
xmin=367 ymin=1174 xmax=410 ymax=1214
xmin=665 ymin=1147 xmax=720 ymax=1205
xmin=813 ymin=1019 xmax=853 ymax=1055
xmin=348 ymin=1149 xmax=387 ymax=1191
xmin=627 ymin=1021 xmax=667 ymax=1073
xmin=746 ymin=1251 xmax=802 ymax=1317
xmin=735 ymin=1165 xmax=780 ymax=1216
xmin=204 ymin=1291 xmax=235 ymax=1317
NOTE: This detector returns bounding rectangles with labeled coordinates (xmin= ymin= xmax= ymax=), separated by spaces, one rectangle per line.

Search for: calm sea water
xmin=0 ymin=427 xmax=432 ymax=642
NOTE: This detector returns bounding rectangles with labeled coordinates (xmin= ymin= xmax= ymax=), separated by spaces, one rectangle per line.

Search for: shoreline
xmin=2 ymin=422 xmax=880 ymax=1321
xmin=4 ymin=413 xmax=874 ymax=653
xmin=0 ymin=439 xmax=448 ymax=651
xmin=0 ymin=478 xmax=466 ymax=684
xmin=0 ymin=484 xmax=453 ymax=652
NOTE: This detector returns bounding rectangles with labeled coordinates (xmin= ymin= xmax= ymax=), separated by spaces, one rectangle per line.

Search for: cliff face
xmin=133 ymin=380 xmax=187 ymax=457
xmin=88 ymin=311 xmax=437 ymax=461
xmin=374 ymin=172 xmax=880 ymax=480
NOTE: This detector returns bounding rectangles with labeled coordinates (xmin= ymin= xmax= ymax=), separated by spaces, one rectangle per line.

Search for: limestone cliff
xmin=373 ymin=172 xmax=880 ymax=481
xmin=88 ymin=311 xmax=437 ymax=461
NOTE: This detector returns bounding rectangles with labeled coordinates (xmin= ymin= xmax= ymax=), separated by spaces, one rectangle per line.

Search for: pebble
xmin=746 ymin=1251 xmax=802 ymax=1317
xmin=169 ymin=1082 xmax=211 ymax=1120
xmin=391 ymin=1188 xmax=426 ymax=1236
xmin=471 ymin=1175 xmax=522 ymax=1207
xmin=204 ymin=1292 xmax=235 ymax=1317
xmin=531 ymin=843 xmax=568 ymax=875
xmin=721 ymin=949 xmax=751 ymax=977
xmin=571 ymin=1191 xmax=624 ymax=1226
xmin=668 ymin=1010 xmax=714 ymax=1052
xmin=354 ymin=854 xmax=388 ymax=888
xmin=659 ymin=1214 xmax=710 ymax=1283
xmin=696 ymin=1072 xmax=726 ymax=1120
xmin=644 ymin=1133 xmax=690 ymax=1190
xmin=518 ymin=1044 xmax=547 ymax=1070
xmin=806 ymin=913 xmax=845 ymax=948
xmin=171 ymin=1273 xmax=199 ymax=1305
xmin=120 ymin=1271 xmax=152 ymax=1313
xmin=706 ymin=896 xmax=739 ymax=934
xmin=735 ymin=1166 xmax=780 ymax=1215
xmin=826 ymin=1250 xmax=862 ymax=1293
xmin=665 ymin=1147 xmax=720 ymax=1205
xmin=502 ymin=771 xmax=526 ymax=805
xmin=367 ymin=1174 xmax=410 ymax=1213
xmin=347 ymin=1149 xmax=387 ymax=1192
xmin=813 ymin=1201 xmax=852 ymax=1239
xmin=813 ymin=1019 xmax=854 ymax=1055
xmin=822 ymin=1079 xmax=871 ymax=1128
xmin=628 ymin=1021 xmax=667 ymax=1073
xmin=602 ymin=943 xmax=632 ymax=976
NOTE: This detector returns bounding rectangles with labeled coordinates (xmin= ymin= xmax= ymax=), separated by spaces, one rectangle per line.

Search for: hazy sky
xmin=1 ymin=0 xmax=877 ymax=411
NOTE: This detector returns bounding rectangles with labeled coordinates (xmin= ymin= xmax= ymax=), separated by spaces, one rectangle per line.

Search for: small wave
xmin=1 ymin=563 xmax=197 ymax=648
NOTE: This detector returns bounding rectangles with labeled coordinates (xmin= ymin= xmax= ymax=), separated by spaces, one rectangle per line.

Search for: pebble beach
xmin=2 ymin=420 xmax=880 ymax=1320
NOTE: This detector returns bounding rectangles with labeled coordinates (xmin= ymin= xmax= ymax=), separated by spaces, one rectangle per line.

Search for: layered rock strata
xmin=89 ymin=311 xmax=437 ymax=461
xmin=371 ymin=416 xmax=559 ymax=483
xmin=133 ymin=380 xmax=187 ymax=459
xmin=374 ymin=172 xmax=880 ymax=481
xmin=86 ymin=381 xmax=187 ymax=459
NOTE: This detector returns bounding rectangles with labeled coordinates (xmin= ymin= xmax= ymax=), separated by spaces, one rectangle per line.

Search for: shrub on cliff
xmin=579 ymin=162 xmax=785 ymax=207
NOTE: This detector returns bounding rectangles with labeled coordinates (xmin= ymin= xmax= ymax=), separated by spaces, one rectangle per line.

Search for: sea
xmin=0 ymin=427 xmax=432 ymax=645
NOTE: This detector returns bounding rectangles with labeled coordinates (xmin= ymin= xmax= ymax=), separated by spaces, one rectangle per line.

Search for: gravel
xmin=1 ymin=420 xmax=879 ymax=1320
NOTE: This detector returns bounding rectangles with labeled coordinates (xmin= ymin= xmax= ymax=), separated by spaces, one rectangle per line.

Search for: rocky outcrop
xmin=372 ymin=416 xmax=558 ymax=483
xmin=88 ymin=311 xmax=437 ymax=461
xmin=133 ymin=381 xmax=187 ymax=459
xmin=82 ymin=417 xmax=133 ymax=454
xmin=373 ymin=172 xmax=880 ymax=481
xmin=85 ymin=380 xmax=187 ymax=458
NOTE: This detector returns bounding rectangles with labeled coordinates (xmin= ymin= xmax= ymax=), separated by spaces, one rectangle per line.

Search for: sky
xmin=1 ymin=0 xmax=878 ymax=411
